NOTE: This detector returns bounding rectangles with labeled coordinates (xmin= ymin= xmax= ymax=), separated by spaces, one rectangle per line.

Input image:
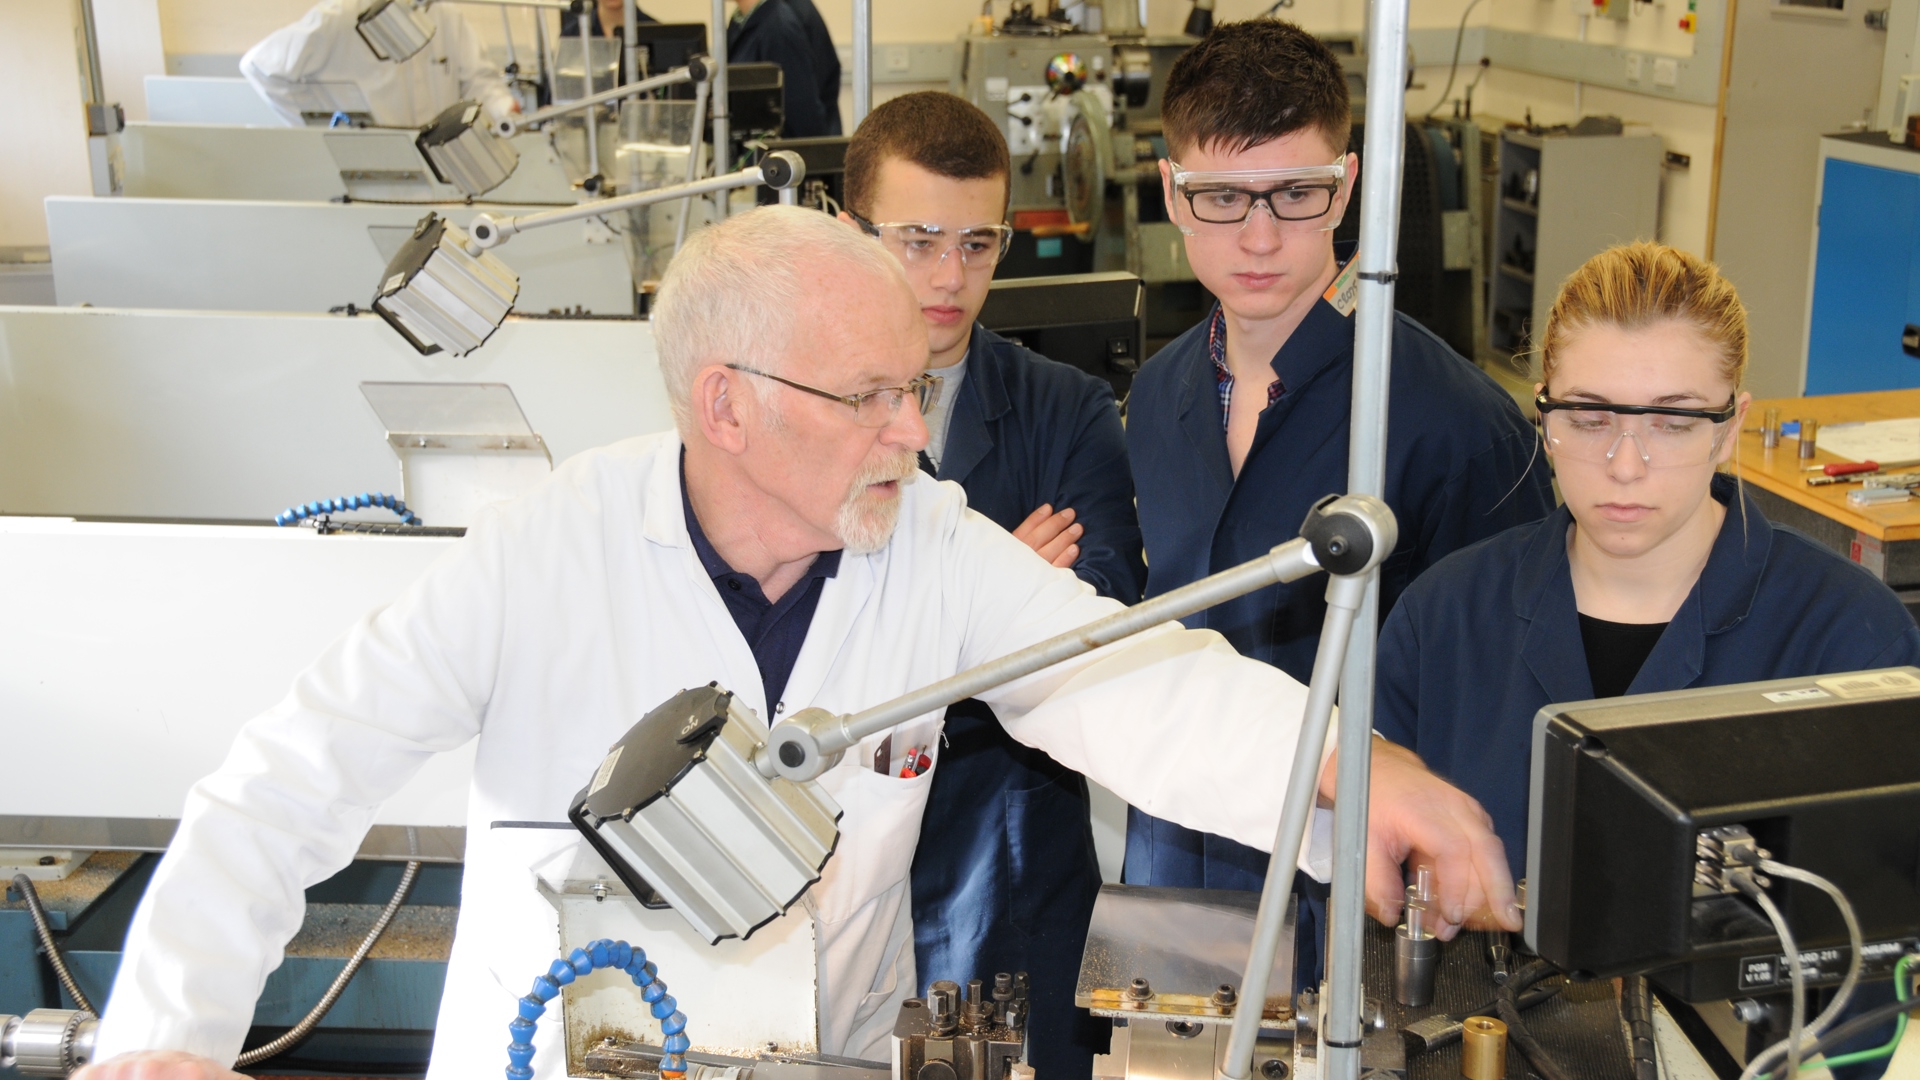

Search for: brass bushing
xmin=1460 ymin=1016 xmax=1508 ymax=1080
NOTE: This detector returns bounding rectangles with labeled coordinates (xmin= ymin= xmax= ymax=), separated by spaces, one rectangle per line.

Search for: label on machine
xmin=1736 ymin=937 xmax=1920 ymax=992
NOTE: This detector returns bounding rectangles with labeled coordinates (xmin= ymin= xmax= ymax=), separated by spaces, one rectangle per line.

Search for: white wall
xmin=0 ymin=0 xmax=94 ymax=247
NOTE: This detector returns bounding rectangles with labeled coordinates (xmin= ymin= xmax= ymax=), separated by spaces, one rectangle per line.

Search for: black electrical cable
xmin=10 ymin=874 xmax=95 ymax=1015
xmin=1406 ymin=982 xmax=1565 ymax=1054
xmin=1756 ymin=995 xmax=1920 ymax=1080
xmin=1423 ymin=0 xmax=1488 ymax=119
xmin=1621 ymin=976 xmax=1660 ymax=1080
xmin=1497 ymin=959 xmax=1578 ymax=1080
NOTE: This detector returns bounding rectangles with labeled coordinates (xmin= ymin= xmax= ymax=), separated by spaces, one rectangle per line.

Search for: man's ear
xmin=693 ymin=364 xmax=753 ymax=455
xmin=836 ymin=210 xmax=858 ymax=228
xmin=1158 ymin=157 xmax=1177 ymax=220
xmin=1333 ymin=150 xmax=1360 ymax=220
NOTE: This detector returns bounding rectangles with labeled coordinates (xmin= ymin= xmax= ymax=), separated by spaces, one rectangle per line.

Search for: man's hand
xmin=1318 ymin=738 xmax=1519 ymax=940
xmin=1012 ymin=504 xmax=1082 ymax=568
xmin=73 ymin=1051 xmax=246 ymax=1080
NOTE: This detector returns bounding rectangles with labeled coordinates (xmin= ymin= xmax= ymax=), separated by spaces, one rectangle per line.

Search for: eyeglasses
xmin=848 ymin=212 xmax=1014 ymax=272
xmin=1169 ymin=160 xmax=1347 ymax=234
xmin=1535 ymin=394 xmax=1739 ymax=469
xmin=727 ymin=364 xmax=942 ymax=428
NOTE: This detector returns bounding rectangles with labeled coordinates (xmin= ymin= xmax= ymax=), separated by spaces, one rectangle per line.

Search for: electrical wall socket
xmin=885 ymin=45 xmax=910 ymax=73
xmin=1652 ymin=56 xmax=1679 ymax=87
xmin=1626 ymin=52 xmax=1644 ymax=81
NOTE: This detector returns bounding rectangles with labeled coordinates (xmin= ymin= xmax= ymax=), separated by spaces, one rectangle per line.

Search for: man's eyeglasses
xmin=1535 ymin=394 xmax=1739 ymax=469
xmin=848 ymin=212 xmax=1013 ymax=272
xmin=1168 ymin=159 xmax=1347 ymax=233
xmin=728 ymin=364 xmax=942 ymax=428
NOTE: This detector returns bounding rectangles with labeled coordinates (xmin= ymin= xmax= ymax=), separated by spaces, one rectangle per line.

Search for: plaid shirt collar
xmin=1209 ymin=306 xmax=1284 ymax=432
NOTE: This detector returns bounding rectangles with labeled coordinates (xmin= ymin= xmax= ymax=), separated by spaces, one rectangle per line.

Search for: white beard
xmin=834 ymin=452 xmax=919 ymax=555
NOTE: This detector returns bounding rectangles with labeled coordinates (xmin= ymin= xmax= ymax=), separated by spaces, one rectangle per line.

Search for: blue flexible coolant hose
xmin=507 ymin=938 xmax=689 ymax=1080
xmin=275 ymin=492 xmax=420 ymax=527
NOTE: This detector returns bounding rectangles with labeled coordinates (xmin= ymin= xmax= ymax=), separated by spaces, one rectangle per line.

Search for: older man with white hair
xmin=78 ymin=207 xmax=1517 ymax=1080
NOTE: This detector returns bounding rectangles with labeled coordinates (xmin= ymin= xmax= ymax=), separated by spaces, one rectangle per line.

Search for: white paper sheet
xmin=1800 ymin=418 xmax=1920 ymax=463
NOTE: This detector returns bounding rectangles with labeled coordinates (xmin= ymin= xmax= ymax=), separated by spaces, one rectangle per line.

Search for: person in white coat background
xmin=77 ymin=207 xmax=1518 ymax=1080
xmin=240 ymin=0 xmax=518 ymax=128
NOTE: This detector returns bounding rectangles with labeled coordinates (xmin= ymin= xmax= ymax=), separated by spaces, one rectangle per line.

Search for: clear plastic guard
xmin=360 ymin=381 xmax=536 ymax=439
xmin=1074 ymin=884 xmax=1296 ymax=1025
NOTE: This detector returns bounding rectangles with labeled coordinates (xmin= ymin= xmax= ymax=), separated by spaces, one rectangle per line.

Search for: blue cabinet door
xmin=1806 ymin=158 xmax=1920 ymax=395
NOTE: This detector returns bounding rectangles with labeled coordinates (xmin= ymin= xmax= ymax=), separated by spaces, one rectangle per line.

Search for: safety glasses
xmin=848 ymin=212 xmax=1014 ymax=273
xmin=1535 ymin=394 xmax=1739 ymax=469
xmin=1169 ymin=159 xmax=1347 ymax=235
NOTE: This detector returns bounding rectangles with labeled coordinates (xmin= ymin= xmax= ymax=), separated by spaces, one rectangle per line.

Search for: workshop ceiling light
xmin=357 ymin=0 xmax=436 ymax=62
xmin=371 ymin=213 xmax=519 ymax=357
xmin=418 ymin=101 xmax=519 ymax=197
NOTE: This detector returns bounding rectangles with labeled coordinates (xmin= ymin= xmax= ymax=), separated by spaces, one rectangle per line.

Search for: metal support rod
xmin=624 ymin=0 xmax=640 ymax=81
xmin=852 ymin=0 xmax=872 ymax=125
xmin=760 ymin=537 xmax=1330 ymax=778
xmin=710 ymin=0 xmax=730 ymax=216
xmin=1219 ymin=572 xmax=1370 ymax=1080
xmin=500 ymin=7 xmax=519 ymax=72
xmin=1322 ymin=0 xmax=1411 ymax=1073
xmin=507 ymin=65 xmax=693 ymax=130
xmin=674 ymin=75 xmax=711 ymax=254
xmin=74 ymin=0 xmax=107 ymax=105
xmin=535 ymin=9 xmax=557 ymax=107
xmin=469 ymin=156 xmax=799 ymax=244
xmin=579 ymin=7 xmax=599 ymax=179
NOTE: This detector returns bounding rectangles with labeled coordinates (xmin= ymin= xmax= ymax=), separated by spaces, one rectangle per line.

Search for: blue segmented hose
xmin=275 ymin=492 xmax=420 ymax=527
xmin=508 ymin=938 xmax=689 ymax=1080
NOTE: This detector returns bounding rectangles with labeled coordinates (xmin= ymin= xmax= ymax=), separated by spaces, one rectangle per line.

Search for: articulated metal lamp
xmin=417 ymin=101 xmax=520 ymax=197
xmin=370 ymin=149 xmax=804 ymax=357
xmin=570 ymin=494 xmax=1397 ymax=957
xmin=357 ymin=0 xmax=436 ymax=61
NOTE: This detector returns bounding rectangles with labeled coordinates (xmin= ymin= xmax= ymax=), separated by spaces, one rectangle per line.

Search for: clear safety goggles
xmin=849 ymin=212 xmax=1014 ymax=273
xmin=1536 ymin=395 xmax=1739 ymax=470
xmin=1169 ymin=160 xmax=1348 ymax=235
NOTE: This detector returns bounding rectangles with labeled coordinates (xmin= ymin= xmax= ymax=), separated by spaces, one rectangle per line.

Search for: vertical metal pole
xmin=501 ymin=8 xmax=520 ymax=73
xmin=579 ymin=8 xmax=600 ymax=178
xmin=536 ymin=11 xmax=557 ymax=105
xmin=624 ymin=0 xmax=640 ymax=81
xmin=852 ymin=0 xmax=872 ymax=125
xmin=74 ymin=0 xmax=106 ymax=105
xmin=710 ymin=0 xmax=731 ymax=217
xmin=676 ymin=76 xmax=710 ymax=254
xmin=1322 ymin=0 xmax=1409 ymax=1074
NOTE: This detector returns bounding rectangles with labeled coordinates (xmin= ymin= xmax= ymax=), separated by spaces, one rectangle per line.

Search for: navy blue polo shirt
xmin=681 ymin=467 xmax=841 ymax=712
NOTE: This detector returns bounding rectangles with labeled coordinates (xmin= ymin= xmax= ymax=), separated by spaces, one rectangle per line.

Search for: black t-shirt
xmin=1577 ymin=613 xmax=1670 ymax=698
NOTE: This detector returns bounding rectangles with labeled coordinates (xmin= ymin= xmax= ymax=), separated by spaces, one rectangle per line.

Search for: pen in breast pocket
xmin=898 ymin=747 xmax=931 ymax=779
xmin=874 ymin=734 xmax=892 ymax=775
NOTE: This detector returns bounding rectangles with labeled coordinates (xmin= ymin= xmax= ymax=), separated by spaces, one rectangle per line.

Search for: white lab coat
xmin=240 ymin=0 xmax=516 ymax=128
xmin=94 ymin=432 xmax=1335 ymax=1076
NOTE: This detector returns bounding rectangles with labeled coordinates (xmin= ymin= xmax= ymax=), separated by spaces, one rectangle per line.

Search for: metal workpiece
xmin=0 ymin=1010 xmax=99 ymax=1076
xmin=569 ymin=685 xmax=841 ymax=944
xmin=465 ymin=152 xmax=804 ymax=249
xmin=1799 ymin=417 xmax=1820 ymax=459
xmin=499 ymin=63 xmax=703 ymax=136
xmin=1458 ymin=1016 xmax=1507 ymax=1080
xmin=893 ymin=974 xmax=1028 ymax=1080
xmin=1394 ymin=868 xmax=1438 ymax=1007
xmin=1076 ymin=885 xmax=1296 ymax=1026
xmin=758 ymin=493 xmax=1398 ymax=783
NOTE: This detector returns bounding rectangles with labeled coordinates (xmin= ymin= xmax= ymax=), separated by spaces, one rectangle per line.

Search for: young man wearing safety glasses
xmin=837 ymin=91 xmax=1144 ymax=1080
xmin=1121 ymin=20 xmax=1555 ymax=977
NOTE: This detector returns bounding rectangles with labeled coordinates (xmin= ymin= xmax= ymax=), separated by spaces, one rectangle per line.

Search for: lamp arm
xmin=466 ymin=150 xmax=802 ymax=248
xmin=499 ymin=59 xmax=704 ymax=135
xmin=755 ymin=493 xmax=1398 ymax=782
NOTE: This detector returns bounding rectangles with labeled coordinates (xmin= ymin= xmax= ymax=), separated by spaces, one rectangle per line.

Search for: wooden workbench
xmin=1733 ymin=389 xmax=1920 ymax=591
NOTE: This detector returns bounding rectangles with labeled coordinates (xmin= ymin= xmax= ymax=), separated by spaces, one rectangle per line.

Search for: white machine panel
xmin=0 ymin=305 xmax=671 ymax=521
xmin=121 ymin=121 xmax=579 ymax=203
xmin=0 ymin=518 xmax=466 ymax=825
xmin=46 ymin=196 xmax=631 ymax=315
xmin=143 ymin=76 xmax=286 ymax=126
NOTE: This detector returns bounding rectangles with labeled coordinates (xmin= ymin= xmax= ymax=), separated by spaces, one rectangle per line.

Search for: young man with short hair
xmin=1123 ymin=21 xmax=1554 ymax=973
xmin=840 ymin=90 xmax=1144 ymax=1080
